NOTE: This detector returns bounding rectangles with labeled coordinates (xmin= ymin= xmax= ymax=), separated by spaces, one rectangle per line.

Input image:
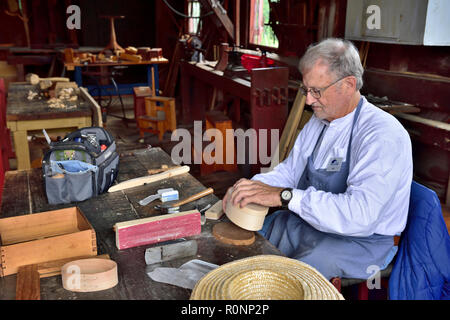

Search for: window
xmin=188 ymin=0 xmax=201 ymax=35
xmin=249 ymin=0 xmax=278 ymax=48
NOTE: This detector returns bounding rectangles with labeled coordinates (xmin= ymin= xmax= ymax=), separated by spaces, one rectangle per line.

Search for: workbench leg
xmin=74 ymin=66 xmax=83 ymax=87
xmin=12 ymin=130 xmax=31 ymax=170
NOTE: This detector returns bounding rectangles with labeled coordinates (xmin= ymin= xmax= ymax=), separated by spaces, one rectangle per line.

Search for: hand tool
xmin=197 ymin=203 xmax=212 ymax=225
xmin=155 ymin=188 xmax=214 ymax=214
xmin=139 ymin=188 xmax=179 ymax=206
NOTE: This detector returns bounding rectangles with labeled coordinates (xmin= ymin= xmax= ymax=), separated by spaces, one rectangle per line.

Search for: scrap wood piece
xmin=16 ymin=264 xmax=40 ymax=300
xmin=114 ymin=210 xmax=201 ymax=250
xmin=119 ymin=52 xmax=142 ymax=62
xmin=108 ymin=165 xmax=190 ymax=193
xmin=205 ymin=200 xmax=224 ymax=220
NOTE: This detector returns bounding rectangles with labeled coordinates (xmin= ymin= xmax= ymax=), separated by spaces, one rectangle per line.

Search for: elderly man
xmin=223 ymin=38 xmax=413 ymax=280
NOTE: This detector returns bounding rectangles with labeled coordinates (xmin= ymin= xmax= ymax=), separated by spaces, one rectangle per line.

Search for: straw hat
xmin=190 ymin=255 xmax=344 ymax=300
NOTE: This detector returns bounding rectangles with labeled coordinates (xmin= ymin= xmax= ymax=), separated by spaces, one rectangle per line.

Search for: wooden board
xmin=212 ymin=222 xmax=255 ymax=246
xmin=16 ymin=264 xmax=40 ymax=300
xmin=205 ymin=200 xmax=224 ymax=220
xmin=114 ymin=210 xmax=201 ymax=250
xmin=278 ymin=90 xmax=306 ymax=163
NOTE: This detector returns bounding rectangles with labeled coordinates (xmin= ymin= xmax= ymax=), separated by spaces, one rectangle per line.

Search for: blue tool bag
xmin=42 ymin=127 xmax=119 ymax=204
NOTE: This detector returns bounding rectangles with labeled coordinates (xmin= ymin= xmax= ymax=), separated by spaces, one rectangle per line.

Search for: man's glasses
xmin=299 ymin=76 xmax=347 ymax=99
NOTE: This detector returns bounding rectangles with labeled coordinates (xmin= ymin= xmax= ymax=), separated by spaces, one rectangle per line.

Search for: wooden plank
xmin=16 ymin=264 xmax=40 ymax=300
xmin=114 ymin=210 xmax=201 ymax=250
xmin=108 ymin=165 xmax=190 ymax=192
xmin=278 ymin=90 xmax=306 ymax=162
xmin=268 ymin=91 xmax=305 ymax=170
xmin=205 ymin=200 xmax=224 ymax=220
xmin=198 ymin=0 xmax=235 ymax=42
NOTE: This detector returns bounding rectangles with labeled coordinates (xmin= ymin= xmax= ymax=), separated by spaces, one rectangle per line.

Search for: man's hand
xmin=222 ymin=178 xmax=283 ymax=211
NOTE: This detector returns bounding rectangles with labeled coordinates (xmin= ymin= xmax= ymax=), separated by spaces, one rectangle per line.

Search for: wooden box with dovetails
xmin=0 ymin=207 xmax=97 ymax=277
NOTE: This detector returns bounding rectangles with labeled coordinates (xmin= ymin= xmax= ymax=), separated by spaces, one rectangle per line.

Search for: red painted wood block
xmin=114 ymin=210 xmax=201 ymax=250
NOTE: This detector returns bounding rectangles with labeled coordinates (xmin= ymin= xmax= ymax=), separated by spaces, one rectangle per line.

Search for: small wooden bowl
xmin=61 ymin=258 xmax=118 ymax=292
xmin=225 ymin=198 xmax=269 ymax=231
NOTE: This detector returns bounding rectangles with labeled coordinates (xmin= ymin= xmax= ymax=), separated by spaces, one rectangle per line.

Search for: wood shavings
xmin=47 ymin=88 xmax=79 ymax=109
xmin=27 ymin=90 xmax=38 ymax=100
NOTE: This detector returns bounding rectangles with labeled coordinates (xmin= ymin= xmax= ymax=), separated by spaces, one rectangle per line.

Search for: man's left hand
xmin=230 ymin=179 xmax=284 ymax=208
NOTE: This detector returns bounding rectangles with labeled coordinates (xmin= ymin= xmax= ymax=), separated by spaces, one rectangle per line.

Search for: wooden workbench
xmin=0 ymin=147 xmax=282 ymax=300
xmin=6 ymin=83 xmax=96 ymax=170
xmin=65 ymin=58 xmax=169 ymax=96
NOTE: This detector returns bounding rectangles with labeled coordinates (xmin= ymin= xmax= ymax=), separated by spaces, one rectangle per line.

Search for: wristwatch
xmin=280 ymin=188 xmax=293 ymax=208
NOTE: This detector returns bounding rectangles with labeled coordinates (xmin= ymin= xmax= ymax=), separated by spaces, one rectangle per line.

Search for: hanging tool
xmin=155 ymin=188 xmax=214 ymax=214
xmin=139 ymin=188 xmax=179 ymax=206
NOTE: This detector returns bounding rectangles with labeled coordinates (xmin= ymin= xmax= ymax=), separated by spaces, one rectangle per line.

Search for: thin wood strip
xmin=79 ymin=86 xmax=103 ymax=127
xmin=61 ymin=258 xmax=118 ymax=292
xmin=108 ymin=165 xmax=190 ymax=192
xmin=205 ymin=200 xmax=224 ymax=220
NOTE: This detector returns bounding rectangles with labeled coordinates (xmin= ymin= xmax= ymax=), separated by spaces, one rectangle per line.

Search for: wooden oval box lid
xmin=225 ymin=198 xmax=269 ymax=231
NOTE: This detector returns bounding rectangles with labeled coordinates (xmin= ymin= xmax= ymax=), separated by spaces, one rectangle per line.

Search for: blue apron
xmin=262 ymin=98 xmax=395 ymax=280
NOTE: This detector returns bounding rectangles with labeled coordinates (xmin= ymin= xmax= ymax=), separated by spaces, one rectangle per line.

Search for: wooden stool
xmin=137 ymin=96 xmax=176 ymax=141
xmin=197 ymin=111 xmax=238 ymax=176
xmin=133 ymin=86 xmax=153 ymax=126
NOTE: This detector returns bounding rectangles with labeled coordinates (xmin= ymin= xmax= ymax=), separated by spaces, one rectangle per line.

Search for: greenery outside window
xmin=249 ymin=0 xmax=278 ymax=48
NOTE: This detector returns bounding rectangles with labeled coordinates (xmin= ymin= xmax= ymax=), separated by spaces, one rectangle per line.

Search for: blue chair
xmin=389 ymin=181 xmax=450 ymax=300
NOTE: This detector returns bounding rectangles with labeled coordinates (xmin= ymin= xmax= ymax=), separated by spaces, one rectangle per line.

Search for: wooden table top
xmin=0 ymin=147 xmax=281 ymax=300
xmin=6 ymin=83 xmax=92 ymax=122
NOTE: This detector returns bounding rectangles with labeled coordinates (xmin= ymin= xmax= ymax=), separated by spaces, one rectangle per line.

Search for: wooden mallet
xmin=155 ymin=188 xmax=214 ymax=214
xmin=25 ymin=73 xmax=70 ymax=85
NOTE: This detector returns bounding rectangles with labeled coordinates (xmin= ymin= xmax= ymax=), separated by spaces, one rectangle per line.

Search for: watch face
xmin=281 ymin=190 xmax=292 ymax=201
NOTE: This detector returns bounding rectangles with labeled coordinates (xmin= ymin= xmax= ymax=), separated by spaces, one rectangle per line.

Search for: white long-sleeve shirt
xmin=252 ymin=96 xmax=413 ymax=237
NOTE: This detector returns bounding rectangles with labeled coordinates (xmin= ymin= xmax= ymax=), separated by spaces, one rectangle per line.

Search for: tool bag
xmin=42 ymin=127 xmax=119 ymax=204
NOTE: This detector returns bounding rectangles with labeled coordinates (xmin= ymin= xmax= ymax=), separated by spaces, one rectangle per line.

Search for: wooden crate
xmin=0 ymin=207 xmax=97 ymax=277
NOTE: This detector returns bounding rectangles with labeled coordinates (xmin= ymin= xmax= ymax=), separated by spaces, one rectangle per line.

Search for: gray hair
xmin=299 ymin=38 xmax=364 ymax=90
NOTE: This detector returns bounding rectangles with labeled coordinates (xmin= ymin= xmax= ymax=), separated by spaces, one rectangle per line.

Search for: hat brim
xmin=190 ymin=255 xmax=344 ymax=300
